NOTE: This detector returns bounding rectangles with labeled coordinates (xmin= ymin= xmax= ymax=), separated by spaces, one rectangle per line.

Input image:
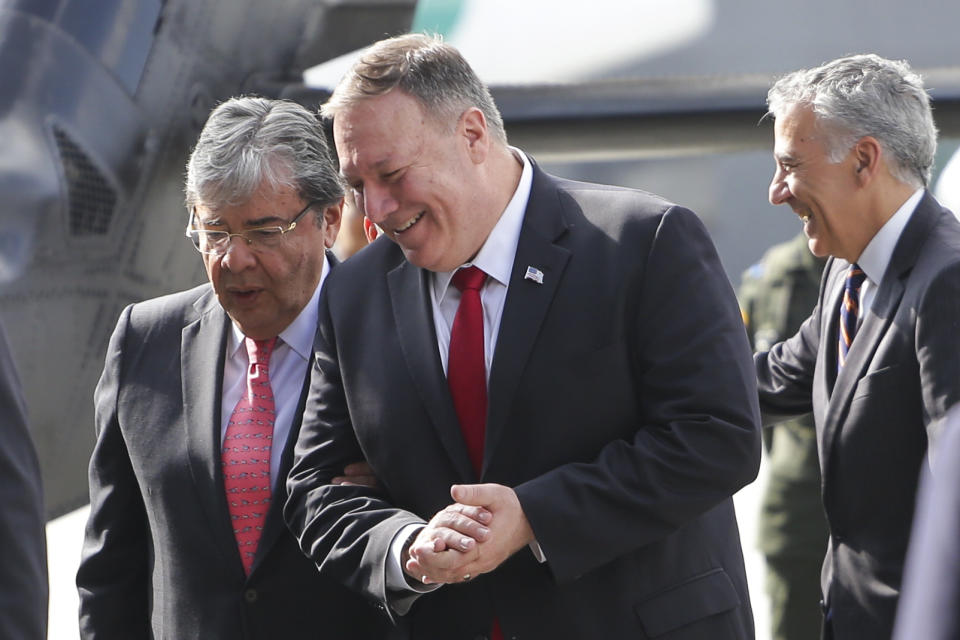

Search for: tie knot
xmin=846 ymin=264 xmax=867 ymax=291
xmin=452 ymin=266 xmax=487 ymax=293
xmin=244 ymin=337 xmax=277 ymax=366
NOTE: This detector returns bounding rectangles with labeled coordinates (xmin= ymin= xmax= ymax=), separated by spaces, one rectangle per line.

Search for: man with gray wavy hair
xmin=756 ymin=54 xmax=960 ymax=639
xmin=77 ymin=96 xmax=396 ymax=639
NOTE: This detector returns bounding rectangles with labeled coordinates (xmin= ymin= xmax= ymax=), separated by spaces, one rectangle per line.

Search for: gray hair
xmin=185 ymin=96 xmax=343 ymax=224
xmin=321 ymin=33 xmax=507 ymax=144
xmin=767 ymin=54 xmax=937 ymax=188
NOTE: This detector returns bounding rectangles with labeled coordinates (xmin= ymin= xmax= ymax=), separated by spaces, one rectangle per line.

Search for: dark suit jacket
xmin=286 ymin=166 xmax=762 ymax=639
xmin=77 ymin=278 xmax=395 ymax=639
xmin=756 ymin=192 xmax=960 ymax=639
xmin=893 ymin=404 xmax=960 ymax=639
xmin=0 ymin=319 xmax=47 ymax=639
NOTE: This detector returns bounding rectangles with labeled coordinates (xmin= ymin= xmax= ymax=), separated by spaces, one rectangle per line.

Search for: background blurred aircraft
xmin=6 ymin=0 xmax=960 ymax=523
xmin=0 ymin=0 xmax=417 ymax=520
xmin=5 ymin=0 xmax=960 ymax=635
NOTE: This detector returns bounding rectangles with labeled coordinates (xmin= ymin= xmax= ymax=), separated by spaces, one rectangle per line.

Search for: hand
xmin=403 ymin=503 xmax=492 ymax=584
xmin=448 ymin=484 xmax=535 ymax=577
xmin=331 ymin=461 xmax=378 ymax=488
xmin=406 ymin=484 xmax=535 ymax=584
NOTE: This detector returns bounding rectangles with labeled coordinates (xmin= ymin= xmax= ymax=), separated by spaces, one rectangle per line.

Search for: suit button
xmin=244 ymin=588 xmax=258 ymax=603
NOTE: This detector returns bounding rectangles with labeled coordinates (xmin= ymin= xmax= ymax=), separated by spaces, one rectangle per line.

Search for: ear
xmin=852 ymin=136 xmax=882 ymax=183
xmin=320 ymin=198 xmax=343 ymax=249
xmin=362 ymin=216 xmax=380 ymax=243
xmin=460 ymin=107 xmax=490 ymax=164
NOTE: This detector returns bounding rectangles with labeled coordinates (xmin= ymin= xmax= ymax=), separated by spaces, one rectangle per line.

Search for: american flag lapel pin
xmin=524 ymin=266 xmax=544 ymax=284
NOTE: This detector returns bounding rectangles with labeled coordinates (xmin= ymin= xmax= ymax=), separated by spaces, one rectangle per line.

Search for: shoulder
xmin=548 ymin=172 xmax=676 ymax=222
xmin=321 ymin=237 xmax=403 ymax=304
xmin=539 ymin=172 xmax=709 ymax=253
xmin=121 ymin=283 xmax=215 ymax=336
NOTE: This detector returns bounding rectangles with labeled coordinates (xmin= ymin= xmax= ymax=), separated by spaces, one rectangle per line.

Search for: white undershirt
xmin=854 ymin=188 xmax=923 ymax=316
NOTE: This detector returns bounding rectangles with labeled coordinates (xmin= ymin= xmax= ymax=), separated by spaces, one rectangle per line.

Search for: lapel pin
xmin=524 ymin=266 xmax=544 ymax=284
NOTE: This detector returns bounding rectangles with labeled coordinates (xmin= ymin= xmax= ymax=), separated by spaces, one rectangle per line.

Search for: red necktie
xmin=448 ymin=266 xmax=488 ymax=477
xmin=447 ymin=267 xmax=504 ymax=640
xmin=222 ymin=336 xmax=277 ymax=574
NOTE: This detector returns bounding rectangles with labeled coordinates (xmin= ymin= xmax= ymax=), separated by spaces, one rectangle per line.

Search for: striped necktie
xmin=838 ymin=264 xmax=867 ymax=371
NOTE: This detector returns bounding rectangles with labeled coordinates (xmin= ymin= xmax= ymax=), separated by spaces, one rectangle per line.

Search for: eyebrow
xmin=244 ymin=215 xmax=287 ymax=227
xmin=195 ymin=214 xmax=286 ymax=228
xmin=774 ymin=151 xmax=799 ymax=164
xmin=340 ymin=154 xmax=398 ymax=182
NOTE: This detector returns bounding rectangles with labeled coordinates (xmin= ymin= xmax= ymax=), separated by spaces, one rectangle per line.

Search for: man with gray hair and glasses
xmin=755 ymin=54 xmax=960 ymax=639
xmin=77 ymin=96 xmax=397 ymax=639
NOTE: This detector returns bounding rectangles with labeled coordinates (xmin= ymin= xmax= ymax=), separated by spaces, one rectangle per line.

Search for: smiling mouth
xmin=394 ymin=211 xmax=424 ymax=235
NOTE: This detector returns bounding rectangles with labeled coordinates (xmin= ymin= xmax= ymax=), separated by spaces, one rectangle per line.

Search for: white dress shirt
xmin=386 ymin=149 xmax=536 ymax=605
xmin=219 ymin=257 xmax=329 ymax=492
xmin=855 ymin=188 xmax=923 ymax=317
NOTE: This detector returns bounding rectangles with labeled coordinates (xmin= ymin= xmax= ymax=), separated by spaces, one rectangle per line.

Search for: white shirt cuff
xmin=386 ymin=523 xmax=442 ymax=594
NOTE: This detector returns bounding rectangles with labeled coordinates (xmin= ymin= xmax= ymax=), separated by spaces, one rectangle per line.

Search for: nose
xmin=769 ymin=169 xmax=791 ymax=205
xmin=361 ymin=182 xmax=399 ymax=224
xmin=219 ymin=236 xmax=257 ymax=272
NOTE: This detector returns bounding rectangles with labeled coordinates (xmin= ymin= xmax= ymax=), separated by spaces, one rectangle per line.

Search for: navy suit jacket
xmin=757 ymin=192 xmax=960 ymax=639
xmin=286 ymin=165 xmax=762 ymax=639
xmin=78 ymin=268 xmax=397 ymax=639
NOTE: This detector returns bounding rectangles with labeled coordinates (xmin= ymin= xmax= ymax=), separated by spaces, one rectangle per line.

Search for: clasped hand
xmin=403 ymin=483 xmax=534 ymax=585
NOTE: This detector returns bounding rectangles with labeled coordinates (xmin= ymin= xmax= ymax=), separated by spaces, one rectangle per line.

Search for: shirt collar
xmin=434 ymin=147 xmax=533 ymax=301
xmin=228 ymin=254 xmax=329 ymax=360
xmin=856 ymin=188 xmax=923 ymax=284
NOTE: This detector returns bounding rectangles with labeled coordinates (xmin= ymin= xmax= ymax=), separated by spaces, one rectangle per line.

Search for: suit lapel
xmin=485 ymin=171 xmax=571 ymax=475
xmin=388 ymin=259 xmax=476 ymax=481
xmin=821 ymin=192 xmax=937 ymax=466
xmin=181 ymin=291 xmax=238 ymax=566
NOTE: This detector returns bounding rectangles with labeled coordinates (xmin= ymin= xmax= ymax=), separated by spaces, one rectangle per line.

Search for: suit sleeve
xmin=514 ymin=206 xmax=763 ymax=583
xmin=0 ymin=321 xmax=48 ymax=640
xmin=77 ymin=305 xmax=151 ymax=639
xmin=285 ymin=293 xmax=422 ymax=616
xmin=754 ymin=264 xmax=827 ymax=423
xmin=916 ymin=261 xmax=960 ymax=430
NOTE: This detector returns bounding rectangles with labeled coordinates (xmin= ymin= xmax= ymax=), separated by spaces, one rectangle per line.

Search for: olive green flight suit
xmin=739 ymin=233 xmax=828 ymax=640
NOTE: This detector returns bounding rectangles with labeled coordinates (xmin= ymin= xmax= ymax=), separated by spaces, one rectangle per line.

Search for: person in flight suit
xmin=740 ymin=232 xmax=827 ymax=640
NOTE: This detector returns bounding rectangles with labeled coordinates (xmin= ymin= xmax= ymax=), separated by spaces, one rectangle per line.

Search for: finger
xmin=433 ymin=510 xmax=491 ymax=542
xmin=450 ymin=483 xmax=499 ymax=506
xmin=342 ymin=461 xmax=374 ymax=476
xmin=411 ymin=527 xmax=477 ymax=555
xmin=406 ymin=547 xmax=477 ymax=584
xmin=332 ymin=475 xmax=377 ymax=487
xmin=445 ymin=502 xmax=492 ymax=525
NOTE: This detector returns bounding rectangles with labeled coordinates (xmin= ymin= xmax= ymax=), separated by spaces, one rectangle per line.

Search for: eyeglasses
xmin=186 ymin=201 xmax=316 ymax=255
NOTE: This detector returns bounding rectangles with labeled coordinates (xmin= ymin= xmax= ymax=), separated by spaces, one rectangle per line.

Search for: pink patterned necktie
xmin=222 ymin=336 xmax=277 ymax=575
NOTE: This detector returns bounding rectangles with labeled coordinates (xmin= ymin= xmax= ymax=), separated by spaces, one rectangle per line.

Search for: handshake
xmin=402 ymin=483 xmax=535 ymax=585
